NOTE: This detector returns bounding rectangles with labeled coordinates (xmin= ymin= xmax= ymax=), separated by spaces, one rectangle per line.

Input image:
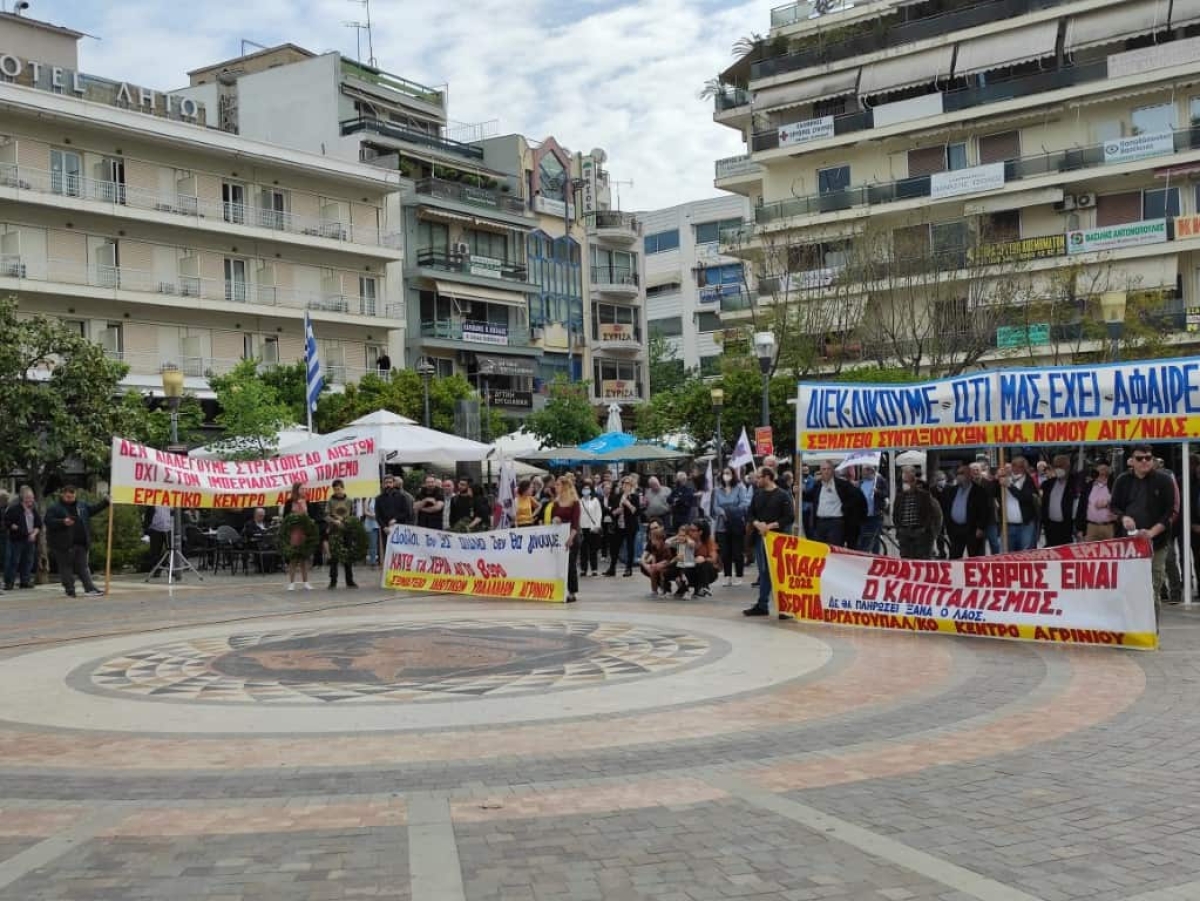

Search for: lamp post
xmin=1100 ymin=291 xmax=1127 ymax=362
xmin=711 ymin=387 xmax=725 ymax=473
xmin=753 ymin=331 xmax=776 ymax=430
xmin=157 ymin=365 xmax=197 ymax=585
xmin=416 ymin=356 xmax=436 ymax=428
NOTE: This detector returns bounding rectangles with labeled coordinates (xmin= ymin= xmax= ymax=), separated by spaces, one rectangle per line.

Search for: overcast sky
xmin=25 ymin=0 xmax=775 ymax=211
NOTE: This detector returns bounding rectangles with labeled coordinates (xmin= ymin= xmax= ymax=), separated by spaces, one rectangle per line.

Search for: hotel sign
xmin=0 ymin=52 xmax=205 ymax=123
xmin=600 ymin=380 xmax=638 ymax=400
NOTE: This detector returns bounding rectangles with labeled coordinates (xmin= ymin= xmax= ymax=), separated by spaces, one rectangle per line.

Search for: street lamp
xmin=1100 ymin=291 xmax=1127 ymax=361
xmin=151 ymin=365 xmax=198 ymax=585
xmin=416 ymin=356 xmax=436 ymax=428
xmin=710 ymin=387 xmax=725 ymax=474
xmin=753 ymin=331 xmax=776 ymax=430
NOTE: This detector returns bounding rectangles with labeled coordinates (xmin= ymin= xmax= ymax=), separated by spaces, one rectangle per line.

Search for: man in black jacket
xmin=1111 ymin=445 xmax=1178 ymax=614
xmin=941 ymin=465 xmax=990 ymax=558
xmin=44 ymin=485 xmax=108 ymax=598
xmin=744 ymin=466 xmax=795 ymax=618
xmin=803 ymin=460 xmax=867 ymax=550
xmin=4 ymin=487 xmax=42 ymax=589
xmin=1040 ymin=454 xmax=1078 ymax=548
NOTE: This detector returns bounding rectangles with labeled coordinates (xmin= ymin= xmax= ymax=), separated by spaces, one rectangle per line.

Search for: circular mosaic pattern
xmin=88 ymin=620 xmax=712 ymax=704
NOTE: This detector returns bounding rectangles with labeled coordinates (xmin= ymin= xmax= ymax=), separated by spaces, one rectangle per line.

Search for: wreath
xmin=277 ymin=513 xmax=319 ymax=562
xmin=327 ymin=516 xmax=368 ymax=564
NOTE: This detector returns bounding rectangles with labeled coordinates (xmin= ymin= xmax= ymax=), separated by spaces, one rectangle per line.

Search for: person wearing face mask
xmin=1040 ymin=454 xmax=1078 ymax=548
xmin=991 ymin=456 xmax=1040 ymax=552
xmin=941 ymin=465 xmax=991 ymax=558
xmin=713 ymin=467 xmax=749 ymax=587
xmin=578 ymin=483 xmax=604 ymax=576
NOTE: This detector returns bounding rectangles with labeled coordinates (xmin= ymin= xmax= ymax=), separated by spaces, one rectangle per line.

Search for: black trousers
xmin=1044 ymin=520 xmax=1074 ymax=548
xmin=567 ymin=541 xmax=579 ymax=596
xmin=329 ymin=560 xmax=355 ymax=585
xmin=718 ymin=530 xmax=745 ymax=578
xmin=686 ymin=560 xmax=717 ymax=591
xmin=580 ymin=531 xmax=601 ymax=573
xmin=55 ymin=545 xmax=96 ymax=595
xmin=948 ymin=523 xmax=985 ymax=559
xmin=147 ymin=528 xmax=169 ymax=570
xmin=606 ymin=529 xmax=636 ymax=574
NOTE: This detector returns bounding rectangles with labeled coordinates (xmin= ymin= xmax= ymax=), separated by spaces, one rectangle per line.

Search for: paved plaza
xmin=0 ymin=569 xmax=1196 ymax=901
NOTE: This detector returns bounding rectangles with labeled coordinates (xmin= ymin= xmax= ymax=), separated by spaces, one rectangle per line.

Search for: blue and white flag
xmin=729 ymin=427 xmax=755 ymax=471
xmin=304 ymin=312 xmax=323 ymax=415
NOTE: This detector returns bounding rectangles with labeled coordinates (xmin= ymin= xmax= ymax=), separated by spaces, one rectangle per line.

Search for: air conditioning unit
xmin=1075 ymin=192 xmax=1096 ymax=209
xmin=452 ymin=240 xmax=471 ymax=256
xmin=1053 ymin=195 xmax=1077 ymax=213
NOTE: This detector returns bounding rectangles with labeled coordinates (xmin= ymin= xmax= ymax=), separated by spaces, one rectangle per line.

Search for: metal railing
xmin=589 ymin=270 xmax=640 ymax=290
xmin=756 ymin=0 xmax=1071 ymax=80
xmin=586 ymin=211 xmax=642 ymax=236
xmin=339 ymin=59 xmax=445 ymax=108
xmin=756 ymin=125 xmax=1200 ymax=225
xmin=413 ymin=177 xmax=526 ymax=215
xmin=415 ymin=247 xmax=529 ymax=282
xmin=0 ymin=163 xmax=394 ymax=248
xmin=419 ymin=320 xmax=531 ymax=345
xmin=106 ymin=350 xmax=378 ymax=383
xmin=770 ymin=0 xmax=886 ymax=29
xmin=720 ymin=292 xmax=755 ymax=313
xmin=719 ymin=222 xmax=758 ymax=247
xmin=714 ymin=86 xmax=752 ymax=111
xmin=341 ymin=117 xmax=484 ymax=160
xmin=0 ymin=256 xmax=396 ymax=318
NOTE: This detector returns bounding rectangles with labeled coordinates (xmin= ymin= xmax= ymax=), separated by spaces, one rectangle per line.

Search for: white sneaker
xmin=733 ymin=579 xmax=744 ymax=587
xmin=287 ymin=583 xmax=296 ymax=591
xmin=303 ymin=582 xmax=314 ymax=590
xmin=723 ymin=578 xmax=733 ymax=588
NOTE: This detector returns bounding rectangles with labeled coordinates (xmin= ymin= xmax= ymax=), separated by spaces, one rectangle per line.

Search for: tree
xmin=0 ymin=298 xmax=141 ymax=499
xmin=523 ymin=377 xmax=601 ymax=448
xmin=119 ymin=391 xmax=206 ymax=450
xmin=315 ymin=370 xmax=503 ymax=438
xmin=206 ymin=359 xmax=293 ymax=459
xmin=648 ymin=333 xmax=692 ymax=394
xmin=258 ymin=361 xmax=309 ymax=426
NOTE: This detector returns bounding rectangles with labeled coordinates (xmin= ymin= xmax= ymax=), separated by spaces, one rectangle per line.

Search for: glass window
xmin=539 ymin=153 xmax=567 ymax=201
xmin=418 ymin=220 xmax=449 ymax=252
xmin=1132 ymin=103 xmax=1176 ymax=136
xmin=694 ymin=217 xmax=742 ymax=245
xmin=466 ymin=229 xmax=507 ymax=259
xmin=650 ymin=317 xmax=683 ymax=337
xmin=50 ymin=148 xmax=81 ymax=197
xmin=645 ymin=229 xmax=680 ymax=254
xmin=1191 ymin=97 xmax=1200 ymax=126
xmin=696 ymin=312 xmax=721 ymax=332
xmin=1143 ymin=187 xmax=1181 ymax=220
xmin=946 ymin=142 xmax=969 ymax=171
xmin=1093 ymin=120 xmax=1123 ymax=143
xmin=699 ymin=355 xmax=721 ymax=377
xmin=647 ymin=282 xmax=682 ymax=297
xmin=817 ymin=165 xmax=851 ymax=194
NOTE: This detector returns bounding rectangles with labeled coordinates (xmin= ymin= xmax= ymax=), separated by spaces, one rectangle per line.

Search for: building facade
xmin=640 ymin=195 xmax=751 ymax=375
xmin=0 ymin=13 xmax=404 ymax=398
xmin=713 ymin=0 xmax=1200 ymax=370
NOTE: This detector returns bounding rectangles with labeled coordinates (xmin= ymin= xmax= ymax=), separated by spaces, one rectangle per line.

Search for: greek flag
xmin=304 ymin=312 xmax=323 ymax=415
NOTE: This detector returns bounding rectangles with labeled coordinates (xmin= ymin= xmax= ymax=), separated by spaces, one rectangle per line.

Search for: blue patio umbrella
xmin=578 ymin=431 xmax=636 ymax=455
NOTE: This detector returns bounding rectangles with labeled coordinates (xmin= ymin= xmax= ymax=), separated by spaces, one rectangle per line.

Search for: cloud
xmin=46 ymin=0 xmax=774 ymax=209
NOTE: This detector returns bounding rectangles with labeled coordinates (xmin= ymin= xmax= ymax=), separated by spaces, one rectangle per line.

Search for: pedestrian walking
xmin=44 ymin=485 xmax=107 ymax=598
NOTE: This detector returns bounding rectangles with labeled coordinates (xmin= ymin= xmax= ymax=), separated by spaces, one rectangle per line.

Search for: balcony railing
xmin=755 ymin=0 xmax=1071 ymax=80
xmin=714 ymin=87 xmax=752 ymax=112
xmin=340 ymin=59 xmax=445 ymax=108
xmin=0 ymin=163 xmax=395 ymax=248
xmin=589 ymin=270 xmax=640 ymax=289
xmin=756 ymin=126 xmax=1200 ymax=225
xmin=0 ymin=257 xmax=398 ymax=318
xmin=341 ymin=117 xmax=484 ymax=160
xmin=419 ymin=320 xmax=531 ymax=346
xmin=413 ymin=177 xmax=526 ymax=215
xmin=415 ymin=248 xmax=529 ymax=282
xmin=720 ymin=292 xmax=755 ymax=313
xmin=586 ymin=211 xmax=641 ymax=236
xmin=107 ymin=350 xmax=381 ymax=384
xmin=752 ymin=61 xmax=1109 ymax=152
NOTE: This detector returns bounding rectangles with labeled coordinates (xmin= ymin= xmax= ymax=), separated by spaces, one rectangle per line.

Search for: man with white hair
xmin=803 ymin=460 xmax=866 ymax=549
xmin=894 ymin=466 xmax=941 ymax=560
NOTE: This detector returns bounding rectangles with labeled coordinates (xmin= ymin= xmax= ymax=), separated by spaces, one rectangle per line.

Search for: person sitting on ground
xmin=666 ymin=522 xmax=698 ymax=598
xmin=686 ymin=521 xmax=719 ymax=598
xmin=640 ymin=522 xmax=675 ymax=596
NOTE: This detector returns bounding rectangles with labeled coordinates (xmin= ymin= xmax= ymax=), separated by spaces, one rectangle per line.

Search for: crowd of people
xmin=805 ymin=445 xmax=1197 ymax=609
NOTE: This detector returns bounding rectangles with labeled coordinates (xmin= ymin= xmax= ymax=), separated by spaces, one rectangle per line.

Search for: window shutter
xmin=1095 ymin=192 xmax=1142 ymax=227
xmin=979 ymin=131 xmax=1021 ymax=165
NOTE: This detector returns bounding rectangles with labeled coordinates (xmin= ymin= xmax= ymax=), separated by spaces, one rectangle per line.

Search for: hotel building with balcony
xmin=640 ymin=195 xmax=751 ymax=376
xmin=187 ymin=45 xmax=647 ymax=416
xmin=712 ymin=0 xmax=1200 ymax=368
xmin=0 ymin=13 xmax=405 ymax=397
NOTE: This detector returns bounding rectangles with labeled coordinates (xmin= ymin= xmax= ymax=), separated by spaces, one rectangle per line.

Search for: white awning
xmin=859 ymin=45 xmax=954 ymax=97
xmin=753 ymin=68 xmax=860 ymax=113
xmin=954 ymin=21 xmax=1060 ymax=77
xmin=433 ymin=280 xmax=529 ymax=307
xmin=1065 ymin=0 xmax=1170 ymax=52
xmin=645 ymin=270 xmax=684 ymax=289
xmin=1171 ymin=0 xmax=1200 ymax=27
xmin=418 ymin=208 xmax=476 ymax=225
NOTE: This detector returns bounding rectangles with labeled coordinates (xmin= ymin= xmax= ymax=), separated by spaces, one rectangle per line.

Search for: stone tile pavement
xmin=0 ymin=566 xmax=1195 ymax=900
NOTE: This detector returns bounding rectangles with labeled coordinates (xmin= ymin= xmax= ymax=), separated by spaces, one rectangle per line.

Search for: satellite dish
xmin=590 ymin=148 xmax=607 ymax=164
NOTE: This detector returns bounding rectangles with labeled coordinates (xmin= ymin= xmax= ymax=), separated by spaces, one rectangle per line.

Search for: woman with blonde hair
xmin=550 ymin=473 xmax=581 ymax=603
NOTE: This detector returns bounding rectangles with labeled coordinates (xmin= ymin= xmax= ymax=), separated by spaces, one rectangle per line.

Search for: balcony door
xmin=96 ymin=240 xmax=119 ymax=288
xmin=224 ymin=257 xmax=248 ymax=302
xmin=223 ymin=182 xmax=246 ymax=224
xmin=99 ymin=158 xmax=126 ymax=204
xmin=50 ymin=148 xmax=81 ymax=197
xmin=260 ymin=189 xmax=286 ymax=230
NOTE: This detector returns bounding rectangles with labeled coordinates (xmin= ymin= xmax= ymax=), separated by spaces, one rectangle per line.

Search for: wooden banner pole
xmin=104 ymin=505 xmax=115 ymax=596
xmin=998 ymin=447 xmax=1009 ymax=554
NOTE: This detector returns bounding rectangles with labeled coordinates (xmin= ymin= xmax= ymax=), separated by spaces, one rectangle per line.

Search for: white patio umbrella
xmin=189 ymin=425 xmax=316 ymax=460
xmin=282 ymin=409 xmax=494 ymax=470
xmin=606 ymin=403 xmax=624 ymax=434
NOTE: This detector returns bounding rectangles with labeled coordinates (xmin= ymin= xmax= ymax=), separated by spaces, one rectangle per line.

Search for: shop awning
xmin=434 ymin=280 xmax=529 ymax=307
xmin=1172 ymin=0 xmax=1200 ymax=27
xmin=475 ymin=354 xmax=536 ymax=377
xmin=645 ymin=270 xmax=684 ymax=289
xmin=954 ymin=20 xmax=1059 ymax=77
xmin=753 ymin=67 xmax=860 ymax=113
xmin=859 ymin=45 xmax=954 ymax=97
xmin=418 ymin=208 xmax=477 ymax=225
xmin=1155 ymin=161 xmax=1200 ymax=179
xmin=1065 ymin=0 xmax=1169 ymax=52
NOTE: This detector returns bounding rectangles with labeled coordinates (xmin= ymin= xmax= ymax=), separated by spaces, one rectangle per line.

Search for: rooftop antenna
xmin=345 ymin=0 xmax=376 ymax=67
xmin=611 ymin=178 xmax=634 ymax=211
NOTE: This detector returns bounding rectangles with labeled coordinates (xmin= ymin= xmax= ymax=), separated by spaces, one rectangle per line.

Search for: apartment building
xmin=0 ymin=13 xmax=404 ymax=397
xmin=190 ymin=45 xmax=647 ymax=415
xmin=640 ymin=195 xmax=751 ymax=376
xmin=712 ymin=0 xmax=1200 ymax=368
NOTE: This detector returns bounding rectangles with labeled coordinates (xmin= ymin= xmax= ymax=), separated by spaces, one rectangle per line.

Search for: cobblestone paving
xmin=0 ymin=571 xmax=1194 ymax=900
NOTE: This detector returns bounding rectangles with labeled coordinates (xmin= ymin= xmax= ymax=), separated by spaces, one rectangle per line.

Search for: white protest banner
xmin=798 ymin=356 xmax=1200 ymax=452
xmin=384 ymin=523 xmax=570 ymax=602
xmin=929 ymin=162 xmax=1005 ymax=200
xmin=766 ymin=535 xmax=1157 ymax=650
xmin=110 ymin=436 xmax=378 ymax=509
